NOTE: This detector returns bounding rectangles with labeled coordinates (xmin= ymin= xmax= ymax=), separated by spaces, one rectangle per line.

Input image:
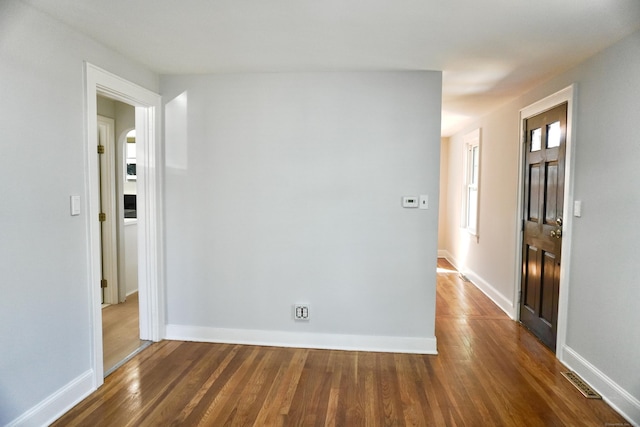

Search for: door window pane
xmin=547 ymin=121 xmax=561 ymax=148
xmin=531 ymin=128 xmax=541 ymax=152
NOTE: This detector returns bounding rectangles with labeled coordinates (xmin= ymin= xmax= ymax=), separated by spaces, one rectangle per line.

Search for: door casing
xmin=515 ymin=84 xmax=575 ymax=359
xmin=84 ymin=63 xmax=165 ymax=387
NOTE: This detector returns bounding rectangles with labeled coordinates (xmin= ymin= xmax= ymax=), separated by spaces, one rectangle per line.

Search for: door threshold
xmin=104 ymin=340 xmax=152 ymax=378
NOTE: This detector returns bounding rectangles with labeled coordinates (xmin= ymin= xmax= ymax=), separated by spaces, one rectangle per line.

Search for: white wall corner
xmin=437 ymin=249 xmax=450 ymax=259
xmin=562 ymin=346 xmax=640 ymax=426
xmin=6 ymin=370 xmax=95 ymax=427
xmin=165 ymin=325 xmax=438 ymax=355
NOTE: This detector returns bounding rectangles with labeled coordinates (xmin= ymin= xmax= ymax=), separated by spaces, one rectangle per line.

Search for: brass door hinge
xmin=99 ymin=212 xmax=106 ymax=222
xmin=101 ymin=279 xmax=108 ymax=288
xmin=97 ymin=144 xmax=105 ymax=154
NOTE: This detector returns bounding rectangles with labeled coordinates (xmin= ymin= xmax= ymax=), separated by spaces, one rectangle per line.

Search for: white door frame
xmin=514 ymin=84 xmax=576 ymax=359
xmin=84 ymin=63 xmax=165 ymax=386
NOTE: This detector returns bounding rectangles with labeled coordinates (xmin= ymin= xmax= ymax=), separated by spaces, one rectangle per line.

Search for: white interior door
xmin=97 ymin=115 xmax=118 ymax=305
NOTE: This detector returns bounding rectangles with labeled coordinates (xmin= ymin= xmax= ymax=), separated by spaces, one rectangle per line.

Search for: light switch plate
xmin=419 ymin=195 xmax=429 ymax=210
xmin=70 ymin=195 xmax=81 ymax=216
xmin=574 ymin=200 xmax=582 ymax=217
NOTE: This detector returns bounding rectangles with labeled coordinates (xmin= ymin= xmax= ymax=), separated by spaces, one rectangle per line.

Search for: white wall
xmin=162 ymin=71 xmax=441 ymax=351
xmin=97 ymin=96 xmax=116 ymax=118
xmin=441 ymin=30 xmax=640 ymax=422
xmin=124 ymin=221 xmax=139 ymax=296
xmin=437 ymin=137 xmax=449 ymax=253
xmin=0 ymin=0 xmax=158 ymax=424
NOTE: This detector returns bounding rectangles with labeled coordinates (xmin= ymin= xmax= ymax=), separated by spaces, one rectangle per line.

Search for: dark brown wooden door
xmin=520 ymin=103 xmax=567 ymax=351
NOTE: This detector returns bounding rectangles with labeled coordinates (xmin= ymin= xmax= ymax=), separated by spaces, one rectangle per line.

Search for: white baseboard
xmin=439 ymin=252 xmax=460 ymax=270
xmin=165 ymin=325 xmax=438 ymax=355
xmin=7 ymin=370 xmax=95 ymax=427
xmin=439 ymin=253 xmax=516 ymax=319
xmin=463 ymin=270 xmax=516 ymax=319
xmin=562 ymin=346 xmax=640 ymax=426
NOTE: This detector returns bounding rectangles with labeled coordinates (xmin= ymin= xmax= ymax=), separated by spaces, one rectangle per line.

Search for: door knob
xmin=550 ymin=229 xmax=562 ymax=238
xmin=556 ymin=217 xmax=563 ymax=226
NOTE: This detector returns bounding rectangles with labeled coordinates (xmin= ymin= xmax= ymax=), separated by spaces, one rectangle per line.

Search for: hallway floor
xmin=102 ymin=292 xmax=145 ymax=375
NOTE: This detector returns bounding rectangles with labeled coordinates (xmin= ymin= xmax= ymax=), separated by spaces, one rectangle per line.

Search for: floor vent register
xmin=561 ymin=371 xmax=601 ymax=399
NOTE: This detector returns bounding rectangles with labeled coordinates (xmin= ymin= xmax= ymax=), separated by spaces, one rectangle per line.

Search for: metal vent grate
xmin=561 ymin=371 xmax=601 ymax=399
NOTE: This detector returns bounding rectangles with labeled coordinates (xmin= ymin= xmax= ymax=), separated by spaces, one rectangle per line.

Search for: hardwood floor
xmin=102 ymin=292 xmax=146 ymax=375
xmin=54 ymin=260 xmax=629 ymax=426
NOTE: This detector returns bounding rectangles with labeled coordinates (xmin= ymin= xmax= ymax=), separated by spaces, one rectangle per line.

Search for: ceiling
xmin=20 ymin=0 xmax=640 ymax=136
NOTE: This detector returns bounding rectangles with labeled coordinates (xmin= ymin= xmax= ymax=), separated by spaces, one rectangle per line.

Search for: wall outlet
xmin=294 ymin=304 xmax=310 ymax=320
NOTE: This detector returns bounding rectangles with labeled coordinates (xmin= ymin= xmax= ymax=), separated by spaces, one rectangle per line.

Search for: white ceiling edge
xmin=16 ymin=0 xmax=640 ymax=137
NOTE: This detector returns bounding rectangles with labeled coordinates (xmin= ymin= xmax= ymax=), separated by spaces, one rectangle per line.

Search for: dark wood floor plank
xmin=51 ymin=259 xmax=631 ymax=426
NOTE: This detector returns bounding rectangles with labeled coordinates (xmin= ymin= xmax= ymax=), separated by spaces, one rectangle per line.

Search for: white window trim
xmin=462 ymin=128 xmax=481 ymax=236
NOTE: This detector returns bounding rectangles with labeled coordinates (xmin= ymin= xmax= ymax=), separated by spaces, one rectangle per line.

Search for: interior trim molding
xmin=6 ymin=371 xmax=93 ymax=427
xmin=562 ymin=346 xmax=639 ymax=426
xmin=516 ymin=84 xmax=576 ymax=358
xmin=165 ymin=325 xmax=438 ymax=355
xmin=84 ymin=62 xmax=165 ymax=387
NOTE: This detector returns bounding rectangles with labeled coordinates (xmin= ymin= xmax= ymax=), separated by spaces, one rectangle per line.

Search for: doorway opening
xmin=85 ymin=63 xmax=164 ymax=387
xmin=97 ymin=100 xmax=149 ymax=375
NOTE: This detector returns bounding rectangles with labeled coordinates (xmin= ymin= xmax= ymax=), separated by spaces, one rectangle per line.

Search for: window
xmin=463 ymin=128 xmax=481 ymax=235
